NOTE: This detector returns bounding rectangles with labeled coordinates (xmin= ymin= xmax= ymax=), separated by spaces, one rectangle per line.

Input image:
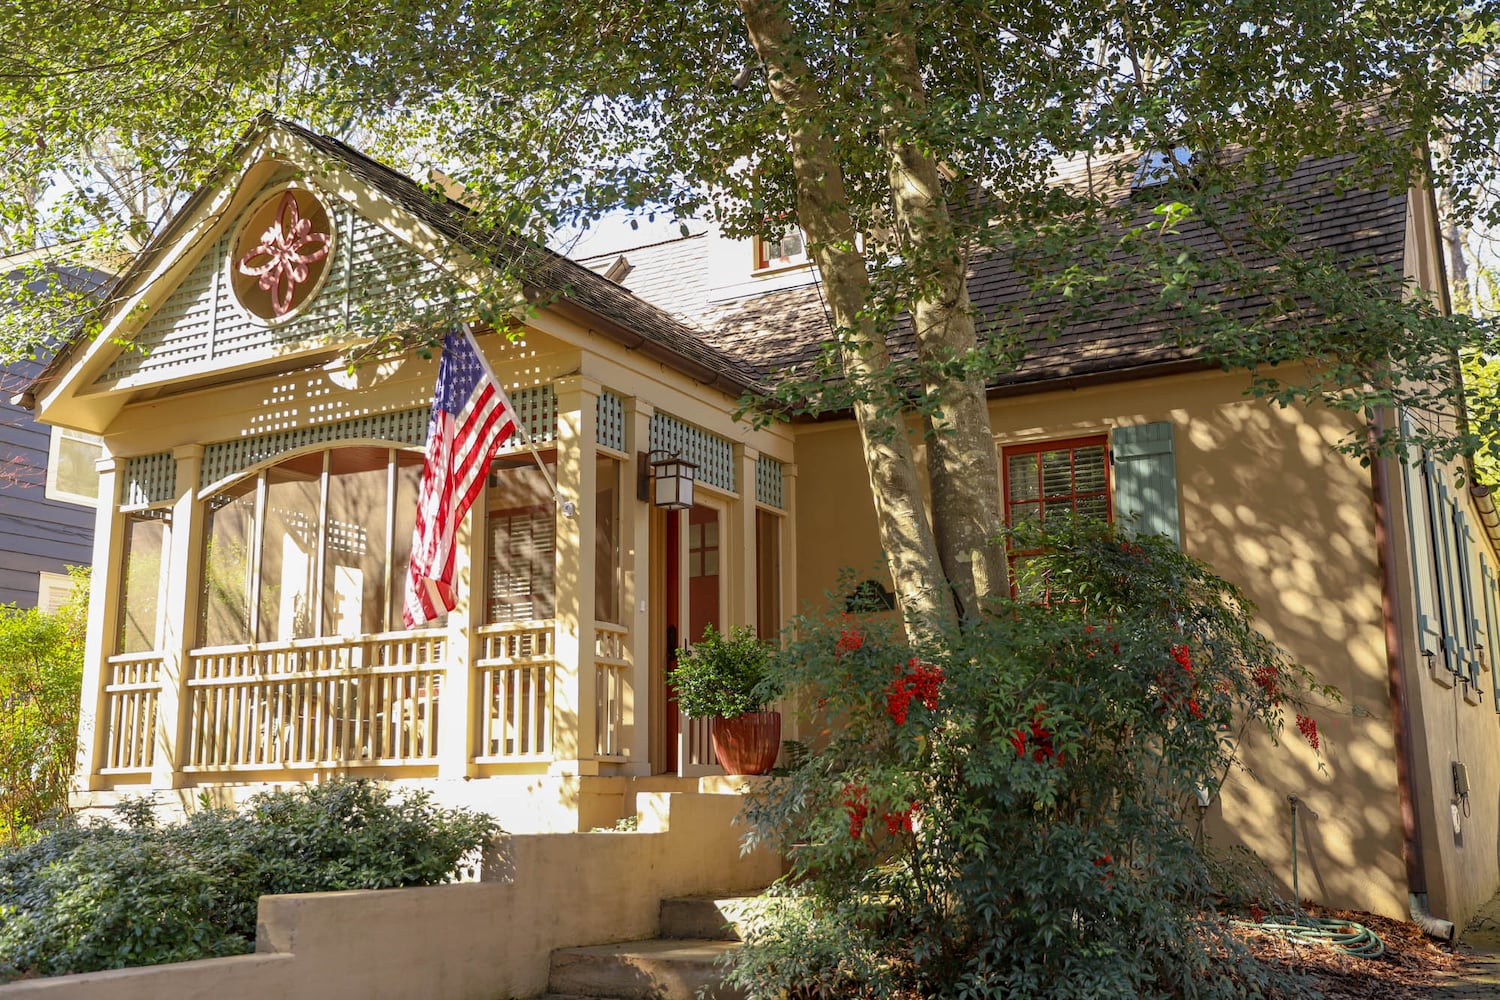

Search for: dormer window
xmin=1134 ymin=146 xmax=1195 ymax=189
xmin=754 ymin=225 xmax=808 ymax=272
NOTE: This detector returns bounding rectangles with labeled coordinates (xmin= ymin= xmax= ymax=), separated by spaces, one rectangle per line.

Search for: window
xmin=595 ymin=456 xmax=621 ymax=625
xmin=46 ymin=427 xmax=103 ymax=505
xmin=37 ymin=571 xmax=76 ymax=615
xmin=485 ymin=455 xmax=557 ymax=624
xmin=755 ymin=509 xmax=781 ymax=640
xmin=1003 ymin=437 xmax=1111 ymax=599
xmin=119 ymin=510 xmax=170 ymax=653
xmin=754 ymin=226 xmax=808 ymax=271
xmin=198 ymin=446 xmax=425 ymax=646
xmin=1134 ymin=146 xmax=1195 ymax=189
xmin=1003 ymin=437 xmax=1111 ymax=531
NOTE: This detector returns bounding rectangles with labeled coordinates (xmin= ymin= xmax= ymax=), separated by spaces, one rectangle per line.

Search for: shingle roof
xmin=611 ymin=148 xmax=1411 ymax=395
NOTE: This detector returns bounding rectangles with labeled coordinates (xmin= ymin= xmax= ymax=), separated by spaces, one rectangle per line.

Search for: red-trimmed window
xmin=1003 ymin=436 xmax=1111 ymax=530
xmin=1003 ymin=437 xmax=1111 ymax=597
xmin=754 ymin=227 xmax=807 ymax=271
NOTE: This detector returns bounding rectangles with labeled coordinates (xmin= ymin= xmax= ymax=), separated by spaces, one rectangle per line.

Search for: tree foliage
xmin=3 ymin=1 xmax=1499 ymax=617
xmin=0 ymin=571 xmax=86 ymax=846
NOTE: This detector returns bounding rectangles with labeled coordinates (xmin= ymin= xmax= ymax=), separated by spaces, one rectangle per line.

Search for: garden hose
xmin=1231 ymin=795 xmax=1386 ymax=959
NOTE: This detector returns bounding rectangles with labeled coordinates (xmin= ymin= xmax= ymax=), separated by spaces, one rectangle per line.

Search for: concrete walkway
xmin=1425 ymin=894 xmax=1500 ymax=998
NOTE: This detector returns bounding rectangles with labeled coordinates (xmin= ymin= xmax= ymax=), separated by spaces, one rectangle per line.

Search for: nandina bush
xmin=731 ymin=524 xmax=1333 ymax=999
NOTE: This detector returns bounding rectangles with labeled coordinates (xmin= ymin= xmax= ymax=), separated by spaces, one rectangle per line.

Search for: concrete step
xmin=658 ymin=895 xmax=760 ymax=941
xmin=546 ymin=938 xmax=744 ymax=1000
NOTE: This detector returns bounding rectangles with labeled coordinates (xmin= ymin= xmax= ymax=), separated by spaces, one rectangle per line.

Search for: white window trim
xmin=37 ymin=570 xmax=75 ymax=615
xmin=45 ymin=426 xmax=104 ymax=507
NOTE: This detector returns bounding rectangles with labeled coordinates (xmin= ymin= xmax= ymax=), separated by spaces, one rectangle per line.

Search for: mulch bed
xmin=1233 ymin=904 xmax=1465 ymax=999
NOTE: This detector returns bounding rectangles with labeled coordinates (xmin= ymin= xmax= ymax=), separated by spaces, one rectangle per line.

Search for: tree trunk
xmin=737 ymin=0 xmax=957 ymax=638
xmin=876 ymin=18 xmax=1006 ymax=619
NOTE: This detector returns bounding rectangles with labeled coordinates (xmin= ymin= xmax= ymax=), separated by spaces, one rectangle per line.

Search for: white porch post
xmin=732 ymin=445 xmax=759 ymax=631
xmin=552 ymin=376 xmax=599 ymax=774
xmin=151 ymin=445 xmax=205 ymax=787
xmin=438 ymin=506 xmax=480 ymax=779
xmin=74 ymin=454 xmax=124 ymax=794
xmin=622 ymin=397 xmax=654 ymax=775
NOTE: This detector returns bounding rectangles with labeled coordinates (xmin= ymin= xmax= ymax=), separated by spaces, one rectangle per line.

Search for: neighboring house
xmin=0 ymin=258 xmax=110 ymax=609
xmin=23 ymin=114 xmax=1500 ymax=935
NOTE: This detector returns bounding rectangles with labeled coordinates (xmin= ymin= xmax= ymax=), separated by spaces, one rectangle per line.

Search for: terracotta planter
xmin=711 ymin=711 xmax=782 ymax=775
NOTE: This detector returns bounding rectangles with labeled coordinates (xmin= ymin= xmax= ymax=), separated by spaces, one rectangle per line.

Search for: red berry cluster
xmin=883 ymin=801 xmax=920 ymax=835
xmin=885 ymin=658 xmax=945 ymax=724
xmin=835 ymin=625 xmax=865 ymax=656
xmin=1010 ymin=704 xmax=1062 ymax=763
xmin=1295 ymin=713 xmax=1320 ymax=751
xmin=842 ymin=782 xmax=870 ymax=839
xmin=1252 ymin=665 xmax=1282 ymax=704
xmin=1094 ymin=853 xmax=1114 ymax=888
xmin=1159 ymin=644 xmax=1204 ymax=718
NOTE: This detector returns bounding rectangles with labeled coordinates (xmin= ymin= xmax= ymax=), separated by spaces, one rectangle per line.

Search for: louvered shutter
xmin=1111 ymin=422 xmax=1181 ymax=545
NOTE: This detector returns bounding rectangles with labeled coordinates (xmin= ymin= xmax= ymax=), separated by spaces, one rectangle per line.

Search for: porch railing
xmin=101 ymin=653 xmax=162 ymax=774
xmin=594 ymin=622 xmax=629 ymax=758
xmin=475 ymin=621 xmax=554 ymax=761
xmin=184 ymin=630 xmax=445 ymax=770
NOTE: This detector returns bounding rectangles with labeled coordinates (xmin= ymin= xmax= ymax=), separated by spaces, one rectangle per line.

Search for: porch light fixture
xmin=638 ymin=450 xmax=697 ymax=510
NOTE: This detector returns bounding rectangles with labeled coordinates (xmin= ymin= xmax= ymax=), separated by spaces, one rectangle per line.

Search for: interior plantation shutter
xmin=487 ymin=507 xmax=556 ymax=622
xmin=1111 ymin=422 xmax=1181 ymax=546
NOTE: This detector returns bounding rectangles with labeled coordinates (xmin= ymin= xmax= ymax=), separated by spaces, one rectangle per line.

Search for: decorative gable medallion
xmin=229 ymin=185 xmax=336 ymax=323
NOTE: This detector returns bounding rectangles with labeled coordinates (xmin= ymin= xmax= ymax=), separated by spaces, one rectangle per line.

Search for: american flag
xmin=403 ymin=326 xmax=520 ymax=626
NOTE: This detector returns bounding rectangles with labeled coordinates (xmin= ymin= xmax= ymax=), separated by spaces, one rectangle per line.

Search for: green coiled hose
xmin=1231 ymin=795 xmax=1386 ymax=959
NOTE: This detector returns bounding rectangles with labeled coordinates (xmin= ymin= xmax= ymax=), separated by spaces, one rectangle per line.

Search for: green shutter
xmin=1112 ymin=422 xmax=1181 ymax=546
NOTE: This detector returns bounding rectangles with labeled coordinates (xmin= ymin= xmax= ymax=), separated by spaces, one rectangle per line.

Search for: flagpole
xmin=457 ymin=323 xmax=572 ymax=515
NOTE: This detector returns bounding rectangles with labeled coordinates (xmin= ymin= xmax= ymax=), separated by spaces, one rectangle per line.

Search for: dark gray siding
xmin=0 ymin=356 xmax=96 ymax=608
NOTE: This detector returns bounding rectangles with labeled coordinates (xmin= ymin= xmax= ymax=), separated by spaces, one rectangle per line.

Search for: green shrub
xmin=0 ymin=572 xmax=87 ymax=845
xmin=0 ymin=780 xmax=499 ymax=980
xmin=730 ymin=523 xmax=1332 ymax=999
xmin=670 ymin=624 xmax=780 ymax=719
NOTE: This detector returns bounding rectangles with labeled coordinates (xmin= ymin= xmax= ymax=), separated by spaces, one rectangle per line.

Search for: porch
xmin=73 ymin=370 xmax=795 ymax=830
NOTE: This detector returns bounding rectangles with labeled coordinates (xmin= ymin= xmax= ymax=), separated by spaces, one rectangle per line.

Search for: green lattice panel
xmin=199 ymin=407 xmax=430 ymax=488
xmin=122 ymin=452 xmax=176 ymax=508
xmin=755 ymin=455 xmax=784 ymax=509
xmin=650 ymin=413 xmax=735 ymax=493
xmin=597 ymin=391 xmax=625 ymax=452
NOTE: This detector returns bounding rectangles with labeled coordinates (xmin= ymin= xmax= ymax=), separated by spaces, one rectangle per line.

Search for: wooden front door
xmin=660 ymin=502 xmax=724 ymax=775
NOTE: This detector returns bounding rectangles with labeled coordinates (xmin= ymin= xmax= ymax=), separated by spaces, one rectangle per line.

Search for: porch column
xmin=552 ymin=376 xmax=600 ymax=775
xmin=622 ymin=397 xmax=654 ymax=775
xmin=437 ymin=506 xmax=480 ymax=779
xmin=731 ymin=445 xmax=760 ymax=631
xmin=151 ymin=445 xmax=205 ymax=787
xmin=75 ymin=453 xmax=124 ymax=794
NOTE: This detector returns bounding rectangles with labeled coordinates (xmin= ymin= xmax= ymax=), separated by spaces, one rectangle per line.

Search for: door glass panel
xmin=686 ymin=505 xmax=721 ymax=645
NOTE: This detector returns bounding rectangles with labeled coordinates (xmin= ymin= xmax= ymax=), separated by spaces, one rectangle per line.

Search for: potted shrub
xmin=671 ymin=624 xmax=782 ymax=775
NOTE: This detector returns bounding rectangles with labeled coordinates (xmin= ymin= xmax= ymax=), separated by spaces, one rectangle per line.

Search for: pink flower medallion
xmin=235 ymin=191 xmax=332 ymax=317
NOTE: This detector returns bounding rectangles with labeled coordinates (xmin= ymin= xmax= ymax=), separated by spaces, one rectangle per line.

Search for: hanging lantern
xmin=650 ymin=452 xmax=697 ymax=510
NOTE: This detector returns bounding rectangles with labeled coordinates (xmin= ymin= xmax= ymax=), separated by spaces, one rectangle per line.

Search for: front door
xmin=660 ymin=502 xmax=724 ymax=775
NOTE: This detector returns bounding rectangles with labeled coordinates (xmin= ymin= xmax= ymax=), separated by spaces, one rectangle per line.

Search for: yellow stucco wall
xmin=793 ymin=366 xmax=1415 ymax=919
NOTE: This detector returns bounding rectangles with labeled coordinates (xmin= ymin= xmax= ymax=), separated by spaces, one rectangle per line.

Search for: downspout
xmin=1371 ymin=411 xmax=1455 ymax=941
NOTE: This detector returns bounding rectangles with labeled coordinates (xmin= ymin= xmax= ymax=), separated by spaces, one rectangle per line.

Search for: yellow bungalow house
xmin=22 ymin=115 xmax=1500 ymax=935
